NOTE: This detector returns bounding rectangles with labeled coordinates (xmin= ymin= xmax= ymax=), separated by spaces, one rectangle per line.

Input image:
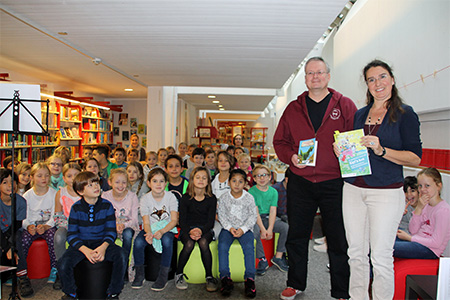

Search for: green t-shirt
xmin=249 ymin=185 xmax=278 ymax=215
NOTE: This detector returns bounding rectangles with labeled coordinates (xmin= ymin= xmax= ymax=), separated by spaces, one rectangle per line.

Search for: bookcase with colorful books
xmin=58 ymin=103 xmax=82 ymax=160
xmin=81 ymin=107 xmax=113 ymax=146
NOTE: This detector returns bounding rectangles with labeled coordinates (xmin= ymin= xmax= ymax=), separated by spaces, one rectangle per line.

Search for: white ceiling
xmin=0 ymin=0 xmax=349 ymax=112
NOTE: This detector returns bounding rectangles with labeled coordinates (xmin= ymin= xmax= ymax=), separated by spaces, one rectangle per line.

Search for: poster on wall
xmin=142 ymin=137 xmax=147 ymax=148
xmin=122 ymin=131 xmax=129 ymax=141
xmin=130 ymin=118 xmax=137 ymax=128
xmin=119 ymin=113 xmax=128 ymax=125
xmin=138 ymin=124 xmax=146 ymax=134
xmin=130 ymin=129 xmax=137 ymax=136
xmin=113 ymin=127 xmax=119 ymax=136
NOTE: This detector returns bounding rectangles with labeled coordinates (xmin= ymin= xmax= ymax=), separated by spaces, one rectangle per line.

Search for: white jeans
xmin=342 ymin=182 xmax=404 ymax=300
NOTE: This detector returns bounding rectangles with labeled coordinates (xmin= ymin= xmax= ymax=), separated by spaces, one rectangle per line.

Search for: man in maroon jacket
xmin=274 ymin=57 xmax=357 ymax=300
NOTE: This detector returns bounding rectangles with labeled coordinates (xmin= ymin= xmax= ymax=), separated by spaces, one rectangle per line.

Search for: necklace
xmin=367 ymin=115 xmax=381 ymax=136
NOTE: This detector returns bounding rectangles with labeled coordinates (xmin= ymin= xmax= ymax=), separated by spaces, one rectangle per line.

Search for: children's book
xmin=298 ymin=138 xmax=317 ymax=166
xmin=60 ymin=128 xmax=67 ymax=139
xmin=334 ymin=129 xmax=372 ymax=178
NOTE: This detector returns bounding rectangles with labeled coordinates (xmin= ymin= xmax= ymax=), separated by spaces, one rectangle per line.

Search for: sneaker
xmin=151 ymin=266 xmax=169 ymax=291
xmin=175 ymin=273 xmax=188 ymax=290
xmin=205 ymin=276 xmax=218 ymax=292
xmin=151 ymin=280 xmax=168 ymax=291
xmin=314 ymin=236 xmax=326 ymax=245
xmin=313 ymin=243 xmax=327 ymax=253
xmin=61 ymin=294 xmax=77 ymax=300
xmin=18 ymin=276 xmax=34 ymax=298
xmin=244 ymin=278 xmax=256 ymax=298
xmin=280 ymin=287 xmax=302 ymax=300
xmin=106 ymin=293 xmax=120 ymax=299
xmin=48 ymin=267 xmax=58 ymax=284
xmin=256 ymin=259 xmax=269 ymax=276
xmin=271 ymin=257 xmax=289 ymax=272
xmin=53 ymin=273 xmax=62 ymax=290
xmin=131 ymin=265 xmax=145 ymax=289
xmin=220 ymin=276 xmax=234 ymax=297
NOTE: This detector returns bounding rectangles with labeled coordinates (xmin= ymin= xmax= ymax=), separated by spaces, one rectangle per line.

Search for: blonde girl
xmin=54 ymin=146 xmax=71 ymax=165
xmin=175 ymin=167 xmax=218 ymax=291
xmin=127 ymin=161 xmax=149 ymax=199
xmin=15 ymin=162 xmax=31 ymax=195
xmin=22 ymin=162 xmax=58 ymax=284
xmin=394 ymin=167 xmax=450 ymax=259
xmin=132 ymin=168 xmax=178 ymax=290
xmin=102 ymin=168 xmax=139 ymax=277
xmin=157 ymin=148 xmax=169 ymax=169
xmin=47 ymin=155 xmax=65 ymax=190
xmin=237 ymin=153 xmax=254 ymax=190
xmin=143 ymin=151 xmax=158 ymax=182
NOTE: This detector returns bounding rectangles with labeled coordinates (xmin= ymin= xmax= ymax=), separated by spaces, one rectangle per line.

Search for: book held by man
xmin=297 ymin=138 xmax=317 ymax=166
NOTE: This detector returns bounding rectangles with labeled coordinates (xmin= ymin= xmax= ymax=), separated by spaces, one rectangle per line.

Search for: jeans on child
xmin=218 ymin=229 xmax=255 ymax=279
xmin=121 ymin=228 xmax=135 ymax=263
xmin=133 ymin=230 xmax=174 ymax=267
xmin=57 ymin=243 xmax=127 ymax=296
xmin=393 ymin=240 xmax=438 ymax=259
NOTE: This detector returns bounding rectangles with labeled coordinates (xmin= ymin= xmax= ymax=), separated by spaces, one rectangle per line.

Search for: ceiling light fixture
xmin=208 ymin=95 xmax=216 ymax=99
xmin=212 ymin=100 xmax=220 ymax=104
xmin=218 ymin=104 xmax=223 ymax=108
xmin=40 ymin=93 xmax=110 ymax=110
xmin=219 ymin=108 xmax=225 ymax=111
xmin=124 ymin=88 xmax=133 ymax=92
xmin=267 ymin=103 xmax=273 ymax=110
xmin=261 ymin=112 xmax=266 ymax=118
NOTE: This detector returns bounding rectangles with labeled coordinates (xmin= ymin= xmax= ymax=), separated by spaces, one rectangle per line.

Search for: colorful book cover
xmin=60 ymin=128 xmax=67 ymax=139
xmin=298 ymin=138 xmax=317 ymax=166
xmin=334 ymin=129 xmax=372 ymax=178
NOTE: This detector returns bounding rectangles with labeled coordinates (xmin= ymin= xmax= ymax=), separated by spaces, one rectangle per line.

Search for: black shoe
xmin=18 ymin=276 xmax=34 ymax=298
xmin=61 ymin=294 xmax=77 ymax=300
xmin=107 ymin=293 xmax=120 ymax=299
xmin=53 ymin=273 xmax=62 ymax=290
xmin=244 ymin=278 xmax=256 ymax=298
xmin=220 ymin=276 xmax=234 ymax=297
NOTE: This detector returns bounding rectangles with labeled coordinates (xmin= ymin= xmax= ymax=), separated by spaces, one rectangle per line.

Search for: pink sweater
xmin=409 ymin=200 xmax=450 ymax=257
xmin=101 ymin=190 xmax=140 ymax=230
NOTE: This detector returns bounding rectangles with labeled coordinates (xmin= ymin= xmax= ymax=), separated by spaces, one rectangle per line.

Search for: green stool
xmin=177 ymin=240 xmax=219 ymax=283
xmin=217 ymin=239 xmax=256 ymax=283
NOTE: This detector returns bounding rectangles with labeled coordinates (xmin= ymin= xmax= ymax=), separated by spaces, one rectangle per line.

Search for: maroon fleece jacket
xmin=273 ymin=88 xmax=357 ymax=183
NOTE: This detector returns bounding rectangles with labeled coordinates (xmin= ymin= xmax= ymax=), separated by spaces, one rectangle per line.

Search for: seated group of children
xmin=0 ymin=145 xmax=289 ymax=300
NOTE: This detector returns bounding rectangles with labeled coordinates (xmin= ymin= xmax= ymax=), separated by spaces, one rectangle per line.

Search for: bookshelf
xmin=58 ymin=103 xmax=83 ymax=161
xmin=81 ymin=106 xmax=113 ymax=146
xmin=250 ymin=127 xmax=267 ymax=160
xmin=217 ymin=121 xmax=250 ymax=148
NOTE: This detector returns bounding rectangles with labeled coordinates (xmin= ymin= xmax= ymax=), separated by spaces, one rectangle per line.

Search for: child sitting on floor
xmin=217 ymin=169 xmax=257 ymax=298
xmin=58 ymin=171 xmax=127 ymax=300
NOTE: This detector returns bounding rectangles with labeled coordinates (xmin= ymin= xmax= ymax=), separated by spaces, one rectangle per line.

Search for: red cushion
xmin=393 ymin=257 xmax=439 ymax=300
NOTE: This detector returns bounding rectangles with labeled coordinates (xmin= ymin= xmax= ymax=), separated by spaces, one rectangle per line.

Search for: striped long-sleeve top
xmin=67 ymin=197 xmax=117 ymax=250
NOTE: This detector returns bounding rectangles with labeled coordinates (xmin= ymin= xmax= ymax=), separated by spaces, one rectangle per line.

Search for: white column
xmin=147 ymin=86 xmax=178 ymax=150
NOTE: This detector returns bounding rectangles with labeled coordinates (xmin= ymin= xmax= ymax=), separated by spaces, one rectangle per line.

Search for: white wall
xmin=110 ymin=99 xmax=147 ymax=149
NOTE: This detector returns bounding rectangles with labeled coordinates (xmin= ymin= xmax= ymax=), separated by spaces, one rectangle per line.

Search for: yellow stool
xmin=177 ymin=240 xmax=219 ymax=283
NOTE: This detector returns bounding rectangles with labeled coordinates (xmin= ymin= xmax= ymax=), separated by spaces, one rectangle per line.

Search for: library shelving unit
xmin=250 ymin=127 xmax=268 ymax=160
xmin=59 ymin=103 xmax=83 ymax=161
xmin=81 ymin=106 xmax=113 ymax=147
xmin=217 ymin=121 xmax=250 ymax=148
xmin=196 ymin=126 xmax=218 ymax=147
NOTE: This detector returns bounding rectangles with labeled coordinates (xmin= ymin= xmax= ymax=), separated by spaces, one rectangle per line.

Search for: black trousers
xmin=286 ymin=173 xmax=350 ymax=299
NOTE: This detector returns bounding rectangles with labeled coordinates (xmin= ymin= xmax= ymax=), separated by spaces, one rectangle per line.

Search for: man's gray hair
xmin=305 ymin=57 xmax=330 ymax=73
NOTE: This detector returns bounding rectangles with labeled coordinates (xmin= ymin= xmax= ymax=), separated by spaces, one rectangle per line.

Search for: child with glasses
xmin=250 ymin=165 xmax=289 ymax=275
xmin=58 ymin=171 xmax=127 ymax=300
xmin=47 ymin=155 xmax=65 ymax=190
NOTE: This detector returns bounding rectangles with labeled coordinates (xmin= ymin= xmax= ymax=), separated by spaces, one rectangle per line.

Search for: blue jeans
xmin=218 ymin=229 xmax=255 ymax=280
xmin=133 ymin=230 xmax=174 ymax=267
xmin=121 ymin=228 xmax=134 ymax=264
xmin=393 ymin=240 xmax=438 ymax=259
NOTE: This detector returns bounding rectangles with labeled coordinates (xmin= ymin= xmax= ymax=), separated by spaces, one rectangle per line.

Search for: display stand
xmin=0 ymin=88 xmax=49 ymax=300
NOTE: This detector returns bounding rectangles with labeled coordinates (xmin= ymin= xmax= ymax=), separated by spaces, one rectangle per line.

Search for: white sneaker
xmin=313 ymin=243 xmax=327 ymax=253
xmin=314 ymin=236 xmax=326 ymax=245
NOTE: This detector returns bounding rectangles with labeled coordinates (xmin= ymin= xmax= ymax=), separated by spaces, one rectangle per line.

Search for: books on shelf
xmin=334 ymin=129 xmax=372 ymax=178
xmin=297 ymin=138 xmax=317 ymax=166
xmin=0 ymin=134 xmax=28 ymax=147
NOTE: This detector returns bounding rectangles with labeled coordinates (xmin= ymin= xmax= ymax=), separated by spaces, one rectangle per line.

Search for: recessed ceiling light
xmin=219 ymin=108 xmax=225 ymax=111
xmin=124 ymin=88 xmax=133 ymax=92
xmin=212 ymin=100 xmax=220 ymax=104
xmin=208 ymin=95 xmax=216 ymax=99
xmin=218 ymin=104 xmax=223 ymax=107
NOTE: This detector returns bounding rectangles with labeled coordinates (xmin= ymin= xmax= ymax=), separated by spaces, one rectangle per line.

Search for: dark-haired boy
xmin=184 ymin=147 xmax=206 ymax=179
xmin=113 ymin=147 xmax=128 ymax=168
xmin=165 ymin=154 xmax=189 ymax=201
xmin=93 ymin=145 xmax=118 ymax=181
xmin=58 ymin=171 xmax=126 ymax=300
